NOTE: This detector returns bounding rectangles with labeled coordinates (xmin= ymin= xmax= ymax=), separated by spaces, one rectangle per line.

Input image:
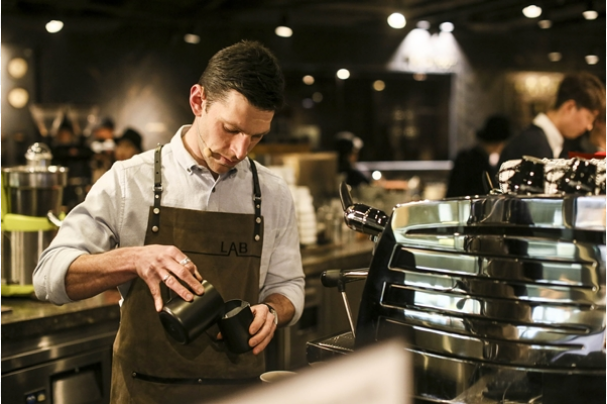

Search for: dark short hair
xmin=476 ymin=114 xmax=511 ymax=143
xmin=198 ymin=40 xmax=285 ymax=112
xmin=554 ymin=72 xmax=605 ymax=112
xmin=118 ymin=128 xmax=142 ymax=151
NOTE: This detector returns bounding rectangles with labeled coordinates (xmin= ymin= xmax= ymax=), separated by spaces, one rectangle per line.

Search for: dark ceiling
xmin=2 ymin=0 xmax=605 ymax=33
xmin=2 ymin=0 xmax=605 ymax=72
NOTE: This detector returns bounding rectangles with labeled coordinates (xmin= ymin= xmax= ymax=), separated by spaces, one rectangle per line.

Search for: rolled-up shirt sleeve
xmin=33 ymin=167 xmax=123 ymax=304
xmin=258 ymin=179 xmax=305 ymax=326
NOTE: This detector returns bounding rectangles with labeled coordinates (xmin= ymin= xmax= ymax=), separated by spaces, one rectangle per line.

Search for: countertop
xmin=1 ymin=239 xmax=375 ymax=343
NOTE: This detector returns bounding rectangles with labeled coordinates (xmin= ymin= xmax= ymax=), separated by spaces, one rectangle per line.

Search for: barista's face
xmin=189 ymin=86 xmax=273 ymax=175
xmin=559 ymin=101 xmax=599 ymax=139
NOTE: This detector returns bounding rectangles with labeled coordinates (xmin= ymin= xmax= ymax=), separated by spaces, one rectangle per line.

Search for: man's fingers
xmin=148 ymin=282 xmax=165 ymax=312
xmin=164 ymin=275 xmax=194 ymax=301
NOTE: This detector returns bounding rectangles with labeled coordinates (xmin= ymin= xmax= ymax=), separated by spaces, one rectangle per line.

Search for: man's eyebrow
xmin=223 ymin=121 xmax=269 ymax=137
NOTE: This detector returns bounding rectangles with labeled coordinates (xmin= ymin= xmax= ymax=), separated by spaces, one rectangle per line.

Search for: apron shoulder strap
xmin=248 ymin=157 xmax=262 ymax=242
xmin=151 ymin=144 xmax=164 ymax=233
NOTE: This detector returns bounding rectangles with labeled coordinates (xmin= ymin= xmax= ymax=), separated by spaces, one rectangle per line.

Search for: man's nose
xmin=232 ymin=135 xmax=250 ymax=160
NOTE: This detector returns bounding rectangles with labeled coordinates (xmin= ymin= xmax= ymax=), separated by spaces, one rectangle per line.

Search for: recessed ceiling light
xmin=183 ymin=34 xmax=200 ymax=44
xmin=373 ymin=80 xmax=386 ymax=91
xmin=45 ymin=20 xmax=64 ymax=33
xmin=522 ymin=5 xmax=542 ymax=19
xmin=302 ymin=75 xmax=315 ymax=85
xmin=336 ymin=69 xmax=350 ymax=80
xmin=538 ymin=19 xmax=552 ymax=29
xmin=416 ymin=20 xmax=430 ymax=30
xmin=439 ymin=22 xmax=454 ymax=32
xmin=387 ymin=13 xmax=406 ymax=29
xmin=585 ymin=54 xmax=599 ymax=65
xmin=583 ymin=10 xmax=598 ymax=20
xmin=275 ymin=26 xmax=293 ymax=38
xmin=548 ymin=52 xmax=562 ymax=62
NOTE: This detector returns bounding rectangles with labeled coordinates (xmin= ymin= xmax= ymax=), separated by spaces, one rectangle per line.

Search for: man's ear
xmin=189 ymin=85 xmax=206 ymax=117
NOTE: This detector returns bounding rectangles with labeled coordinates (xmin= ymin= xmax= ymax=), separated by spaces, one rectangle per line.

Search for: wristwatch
xmin=263 ymin=303 xmax=278 ymax=325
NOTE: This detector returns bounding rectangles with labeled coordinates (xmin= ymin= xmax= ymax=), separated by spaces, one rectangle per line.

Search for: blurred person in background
xmin=50 ymin=115 xmax=93 ymax=210
xmin=573 ymin=109 xmax=606 ymax=154
xmin=446 ymin=114 xmax=512 ymax=197
xmin=334 ymin=131 xmax=370 ymax=188
xmin=90 ymin=117 xmax=116 ymax=183
xmin=114 ymin=127 xmax=143 ymax=161
xmin=499 ymin=72 xmax=605 ymax=166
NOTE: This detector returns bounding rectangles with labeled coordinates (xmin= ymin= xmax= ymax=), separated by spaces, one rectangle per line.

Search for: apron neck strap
xmin=248 ymin=157 xmax=262 ymax=242
xmin=150 ymin=144 xmax=164 ymax=233
xmin=150 ymin=147 xmax=262 ymax=239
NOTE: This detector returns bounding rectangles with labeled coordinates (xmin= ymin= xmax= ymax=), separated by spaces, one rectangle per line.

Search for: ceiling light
xmin=439 ymin=22 xmax=454 ymax=32
xmin=387 ymin=13 xmax=406 ymax=29
xmin=302 ymin=75 xmax=315 ymax=85
xmin=585 ymin=54 xmax=599 ymax=65
xmin=312 ymin=92 xmax=323 ymax=102
xmin=373 ymin=80 xmax=386 ymax=91
xmin=45 ymin=20 xmax=64 ymax=33
xmin=416 ymin=20 xmax=430 ymax=30
xmin=275 ymin=26 xmax=293 ymax=38
xmin=522 ymin=5 xmax=542 ymax=19
xmin=183 ymin=34 xmax=200 ymax=44
xmin=538 ymin=19 xmax=552 ymax=29
xmin=336 ymin=69 xmax=350 ymax=80
xmin=548 ymin=52 xmax=562 ymax=62
xmin=583 ymin=10 xmax=598 ymax=20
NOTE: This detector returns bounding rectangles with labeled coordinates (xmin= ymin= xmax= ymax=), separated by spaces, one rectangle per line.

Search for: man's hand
xmin=132 ymin=245 xmax=204 ymax=311
xmin=66 ymin=244 xmax=204 ymax=311
xmin=248 ymin=304 xmax=278 ymax=355
xmin=247 ymin=294 xmax=295 ymax=355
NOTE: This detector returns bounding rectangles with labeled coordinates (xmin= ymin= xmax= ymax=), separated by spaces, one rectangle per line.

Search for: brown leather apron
xmin=110 ymin=146 xmax=265 ymax=404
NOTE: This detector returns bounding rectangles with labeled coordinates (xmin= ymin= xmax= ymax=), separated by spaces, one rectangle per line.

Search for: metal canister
xmin=1 ymin=143 xmax=68 ymax=287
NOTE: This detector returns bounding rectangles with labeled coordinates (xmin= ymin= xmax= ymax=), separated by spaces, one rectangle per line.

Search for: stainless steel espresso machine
xmin=308 ymin=157 xmax=606 ymax=404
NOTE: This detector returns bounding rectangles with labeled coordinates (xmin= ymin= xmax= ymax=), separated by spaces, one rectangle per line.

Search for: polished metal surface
xmin=314 ymin=193 xmax=606 ymax=403
xmin=306 ymin=331 xmax=354 ymax=364
xmin=1 ymin=229 xmax=58 ymax=285
xmin=340 ymin=181 xmax=389 ymax=236
xmin=2 ymin=165 xmax=68 ymax=217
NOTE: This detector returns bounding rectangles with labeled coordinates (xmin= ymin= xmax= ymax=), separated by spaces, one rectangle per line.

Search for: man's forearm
xmin=65 ymin=247 xmax=139 ymax=301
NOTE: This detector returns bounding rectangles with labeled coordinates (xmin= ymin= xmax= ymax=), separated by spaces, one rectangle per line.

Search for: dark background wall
xmin=2 ymin=1 xmax=605 ymax=166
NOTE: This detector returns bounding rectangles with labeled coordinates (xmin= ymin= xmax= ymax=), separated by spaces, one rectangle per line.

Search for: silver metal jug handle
xmin=47 ymin=211 xmax=63 ymax=228
xmin=339 ymin=181 xmax=389 ymax=236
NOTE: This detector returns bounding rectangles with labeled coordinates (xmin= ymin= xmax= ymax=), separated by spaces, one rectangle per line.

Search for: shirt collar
xmin=533 ymin=113 xmax=563 ymax=158
xmin=171 ymin=125 xmax=248 ymax=179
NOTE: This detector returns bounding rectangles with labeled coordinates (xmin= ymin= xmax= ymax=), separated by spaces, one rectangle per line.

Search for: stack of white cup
xmin=290 ymin=186 xmax=317 ymax=246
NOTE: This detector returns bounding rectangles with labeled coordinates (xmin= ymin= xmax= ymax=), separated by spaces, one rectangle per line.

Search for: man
xmin=499 ymin=72 xmax=605 ymax=166
xmin=89 ymin=117 xmax=117 ymax=184
xmin=33 ymin=40 xmax=305 ymax=403
xmin=334 ymin=131 xmax=370 ymax=188
xmin=447 ymin=114 xmax=511 ymax=197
